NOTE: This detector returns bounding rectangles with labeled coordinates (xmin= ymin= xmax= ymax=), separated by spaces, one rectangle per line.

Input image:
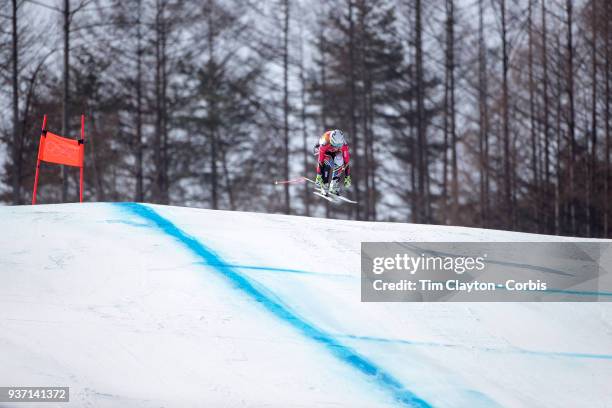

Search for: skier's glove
xmin=344 ymin=175 xmax=352 ymax=188
xmin=315 ymin=174 xmax=323 ymax=186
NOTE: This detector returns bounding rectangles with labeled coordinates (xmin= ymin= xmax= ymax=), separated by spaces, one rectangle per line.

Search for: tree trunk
xmin=442 ymin=74 xmax=449 ymax=225
xmin=299 ymin=19 xmax=310 ymax=216
xmin=566 ymin=0 xmax=577 ymax=235
xmin=208 ymin=2 xmax=218 ymax=209
xmin=135 ymin=0 xmax=144 ymax=202
xmin=319 ymin=28 xmax=331 ymax=218
xmin=528 ymin=0 xmax=539 ymax=232
xmin=415 ymin=0 xmax=427 ymax=223
xmin=367 ymin=88 xmax=376 ymax=220
xmin=408 ymin=64 xmax=417 ymax=222
xmin=500 ymin=0 xmax=511 ymax=228
xmin=89 ymin=112 xmax=105 ymax=201
xmin=442 ymin=3 xmax=450 ymax=225
xmin=605 ymin=0 xmax=611 ymax=237
xmin=565 ymin=0 xmax=576 ymax=234
xmin=555 ymin=34 xmax=563 ymax=235
xmin=62 ymin=0 xmax=70 ymax=202
xmin=161 ymin=11 xmax=169 ymax=205
xmin=11 ymin=0 xmax=20 ymax=204
xmin=154 ymin=0 xmax=169 ymax=204
xmin=478 ymin=0 xmax=489 ymax=227
xmin=541 ymin=0 xmax=551 ymax=233
xmin=154 ymin=0 xmax=162 ymax=203
xmin=221 ymin=147 xmax=235 ymax=210
xmin=410 ymin=106 xmax=417 ymax=222
xmin=589 ymin=0 xmax=598 ymax=236
xmin=210 ymin=131 xmax=218 ymax=209
xmin=446 ymin=0 xmax=458 ymax=225
xmin=282 ymin=0 xmax=290 ymax=214
xmin=357 ymin=5 xmax=372 ymax=220
xmin=348 ymin=0 xmax=360 ymax=219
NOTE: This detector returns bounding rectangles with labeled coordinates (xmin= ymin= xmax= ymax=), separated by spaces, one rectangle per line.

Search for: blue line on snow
xmin=341 ymin=335 xmax=612 ymax=360
xmin=193 ymin=261 xmax=353 ymax=278
xmin=115 ymin=203 xmax=432 ymax=408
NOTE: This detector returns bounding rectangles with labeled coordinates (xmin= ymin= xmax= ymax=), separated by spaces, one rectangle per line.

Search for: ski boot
xmin=315 ymin=174 xmax=325 ymax=191
xmin=329 ymin=179 xmax=340 ymax=196
xmin=321 ymin=183 xmax=330 ymax=196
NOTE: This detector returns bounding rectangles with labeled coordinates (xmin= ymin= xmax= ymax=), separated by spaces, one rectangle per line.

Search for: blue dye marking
xmin=104 ymin=219 xmax=150 ymax=228
xmin=115 ymin=203 xmax=432 ymax=408
xmin=342 ymin=335 xmax=612 ymax=360
xmin=193 ymin=261 xmax=352 ymax=278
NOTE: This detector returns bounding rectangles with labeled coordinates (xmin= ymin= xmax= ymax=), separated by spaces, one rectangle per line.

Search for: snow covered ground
xmin=1 ymin=203 xmax=611 ymax=407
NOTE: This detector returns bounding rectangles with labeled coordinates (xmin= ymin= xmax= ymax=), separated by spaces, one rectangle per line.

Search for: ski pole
xmin=273 ymin=177 xmax=307 ymax=185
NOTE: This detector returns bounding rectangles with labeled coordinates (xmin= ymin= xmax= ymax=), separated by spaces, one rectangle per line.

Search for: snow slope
xmin=1 ymin=203 xmax=611 ymax=408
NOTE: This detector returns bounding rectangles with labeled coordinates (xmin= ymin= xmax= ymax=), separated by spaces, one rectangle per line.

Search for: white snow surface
xmin=1 ymin=203 xmax=611 ymax=408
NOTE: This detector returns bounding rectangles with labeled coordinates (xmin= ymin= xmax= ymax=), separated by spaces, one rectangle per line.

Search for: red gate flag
xmin=32 ymin=115 xmax=86 ymax=204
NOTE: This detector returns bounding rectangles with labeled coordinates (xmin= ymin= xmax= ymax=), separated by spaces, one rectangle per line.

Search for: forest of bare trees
xmin=0 ymin=0 xmax=610 ymax=238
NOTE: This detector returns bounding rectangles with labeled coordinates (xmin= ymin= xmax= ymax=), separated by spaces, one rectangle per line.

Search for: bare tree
xmin=348 ymin=0 xmax=360 ymax=219
xmin=541 ymin=0 xmax=551 ymax=233
xmin=60 ymin=0 xmax=72 ymax=201
xmin=588 ymin=0 xmax=597 ymax=236
xmin=443 ymin=0 xmax=458 ymax=225
xmin=298 ymin=15 xmax=310 ymax=216
xmin=153 ymin=0 xmax=170 ymax=204
xmin=605 ymin=0 xmax=611 ymax=236
xmin=415 ymin=0 xmax=428 ymax=223
xmin=478 ymin=0 xmax=489 ymax=227
xmin=11 ymin=0 xmax=19 ymax=204
xmin=282 ymin=0 xmax=290 ymax=214
xmin=565 ymin=0 xmax=576 ymax=234
xmin=527 ymin=0 xmax=539 ymax=231
xmin=555 ymin=33 xmax=563 ymax=235
xmin=135 ymin=0 xmax=144 ymax=202
xmin=500 ymin=0 xmax=512 ymax=228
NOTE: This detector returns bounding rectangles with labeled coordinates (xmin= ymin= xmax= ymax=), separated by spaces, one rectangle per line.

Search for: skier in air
xmin=314 ymin=129 xmax=352 ymax=195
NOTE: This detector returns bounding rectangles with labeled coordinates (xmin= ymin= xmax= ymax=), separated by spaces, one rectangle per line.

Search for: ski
xmin=312 ymin=188 xmax=358 ymax=204
xmin=313 ymin=191 xmax=337 ymax=203
xmin=328 ymin=192 xmax=357 ymax=204
xmin=304 ymin=176 xmax=358 ymax=204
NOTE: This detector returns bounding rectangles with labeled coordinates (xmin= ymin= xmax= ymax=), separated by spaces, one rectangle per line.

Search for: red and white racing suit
xmin=316 ymin=131 xmax=351 ymax=184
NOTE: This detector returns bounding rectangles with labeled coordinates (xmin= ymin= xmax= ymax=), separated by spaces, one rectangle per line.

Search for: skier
xmin=314 ymin=129 xmax=352 ymax=195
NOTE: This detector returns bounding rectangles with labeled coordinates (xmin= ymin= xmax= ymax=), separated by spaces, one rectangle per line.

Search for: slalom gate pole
xmin=32 ymin=115 xmax=48 ymax=205
xmin=79 ymin=115 xmax=85 ymax=203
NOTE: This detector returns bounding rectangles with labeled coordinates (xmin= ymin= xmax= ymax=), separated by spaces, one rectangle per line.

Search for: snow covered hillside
xmin=1 ymin=203 xmax=611 ymax=407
